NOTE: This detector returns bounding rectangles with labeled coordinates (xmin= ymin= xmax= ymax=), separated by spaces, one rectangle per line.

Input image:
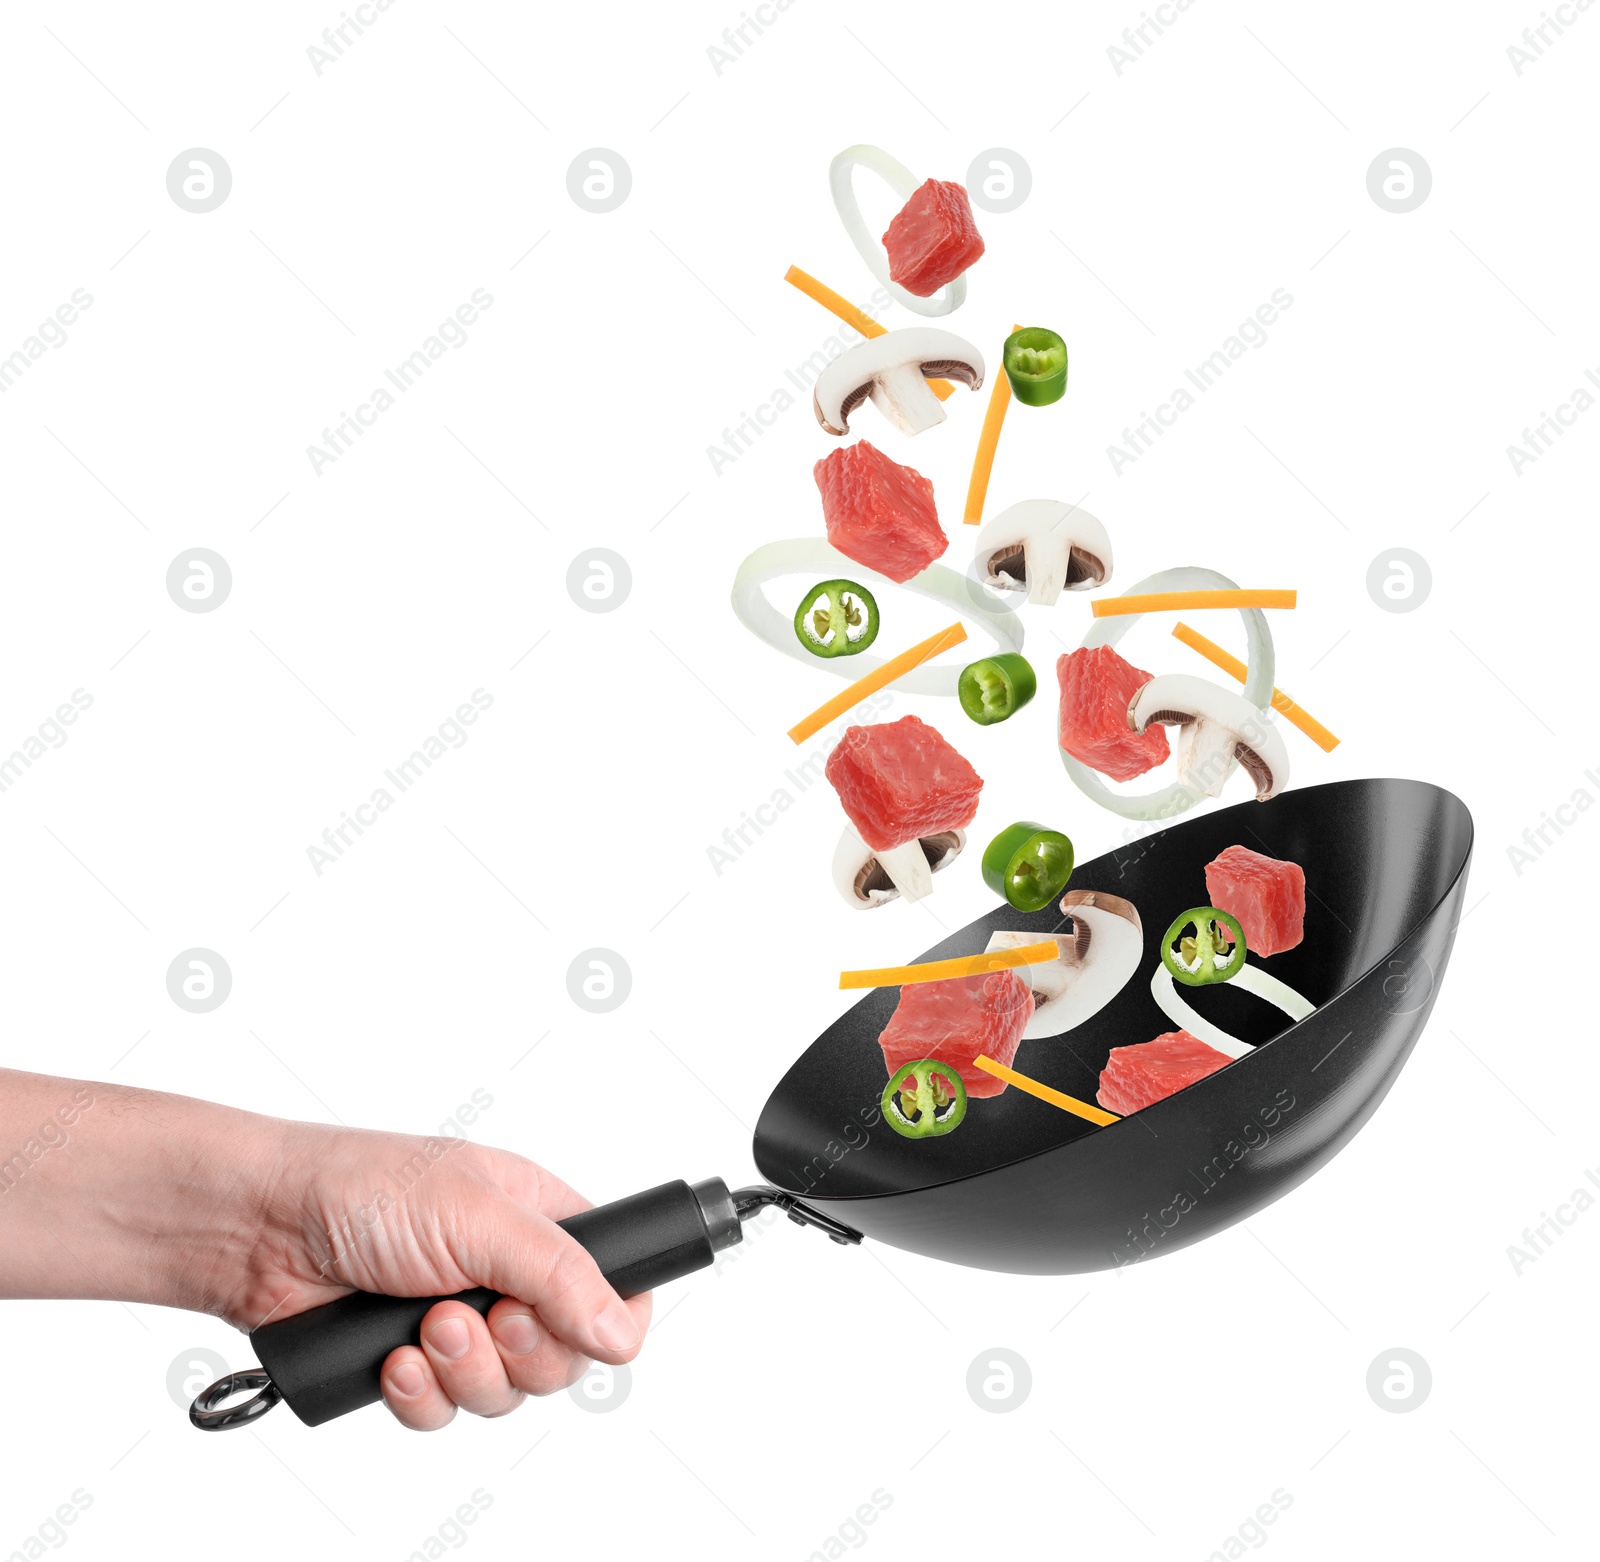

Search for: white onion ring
xmin=731 ymin=538 xmax=1023 ymax=696
xmin=1149 ymin=960 xmax=1314 ymax=1060
xmin=1059 ymin=565 xmax=1276 ymax=821
xmin=829 ymin=145 xmax=967 ymax=319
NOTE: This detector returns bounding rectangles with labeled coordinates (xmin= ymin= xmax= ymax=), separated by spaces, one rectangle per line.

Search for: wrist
xmin=137 ymin=1096 xmax=299 ymax=1322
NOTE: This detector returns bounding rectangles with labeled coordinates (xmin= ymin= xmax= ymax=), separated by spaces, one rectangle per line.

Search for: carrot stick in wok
xmin=840 ymin=941 xmax=1062 ymax=990
xmin=972 ymin=1055 xmax=1120 ymax=1126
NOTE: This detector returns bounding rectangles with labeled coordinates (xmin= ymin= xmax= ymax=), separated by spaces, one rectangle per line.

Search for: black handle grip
xmin=252 ymin=1177 xmax=739 ymax=1427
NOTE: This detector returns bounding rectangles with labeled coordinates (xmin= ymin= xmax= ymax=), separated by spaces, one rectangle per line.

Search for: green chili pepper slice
xmin=793 ymin=579 xmax=880 ymax=658
xmin=982 ymin=821 xmax=1075 ymax=913
xmin=1161 ymin=907 xmax=1247 ymax=986
xmin=958 ymin=652 xmax=1037 ymax=725
xmin=882 ymin=1059 xmax=968 ymax=1138
xmin=1002 ymin=327 xmax=1069 ymax=407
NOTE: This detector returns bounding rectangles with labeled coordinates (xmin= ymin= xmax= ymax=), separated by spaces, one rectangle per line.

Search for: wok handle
xmin=251 ymin=1178 xmax=741 ymax=1427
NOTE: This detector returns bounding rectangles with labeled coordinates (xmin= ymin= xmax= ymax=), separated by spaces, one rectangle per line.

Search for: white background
xmin=0 ymin=2 xmax=1594 ymax=1558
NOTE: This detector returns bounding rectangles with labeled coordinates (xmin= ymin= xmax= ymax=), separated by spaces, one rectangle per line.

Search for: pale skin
xmin=0 ymin=1069 xmax=649 ymax=1430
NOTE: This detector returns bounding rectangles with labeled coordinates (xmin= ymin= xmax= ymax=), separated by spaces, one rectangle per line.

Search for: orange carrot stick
xmin=786 ymin=622 xmax=967 ymax=746
xmin=963 ymin=324 xmax=1021 ymax=524
xmin=783 ymin=266 xmax=954 ymax=400
xmin=1091 ymin=589 xmax=1297 ymax=618
xmin=1171 ymin=622 xmax=1340 ymax=752
xmin=840 ymin=941 xmax=1061 ymax=990
xmin=972 ymin=1055 xmax=1120 ymax=1125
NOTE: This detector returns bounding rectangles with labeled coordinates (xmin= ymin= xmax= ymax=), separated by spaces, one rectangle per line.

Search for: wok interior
xmin=754 ymin=778 xmax=1473 ymax=1200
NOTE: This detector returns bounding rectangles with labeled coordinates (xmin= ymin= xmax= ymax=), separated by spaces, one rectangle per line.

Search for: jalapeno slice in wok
xmin=793 ymin=579 xmax=880 ymax=658
xmin=982 ymin=821 xmax=1075 ymax=913
xmin=958 ymin=652 xmax=1037 ymax=725
xmin=882 ymin=1059 xmax=968 ymax=1138
xmin=1161 ymin=907 xmax=1247 ymax=986
xmin=1002 ymin=327 xmax=1069 ymax=407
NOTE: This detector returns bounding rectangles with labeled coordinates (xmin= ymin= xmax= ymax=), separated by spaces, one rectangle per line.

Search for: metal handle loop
xmin=190 ymin=1368 xmax=282 ymax=1431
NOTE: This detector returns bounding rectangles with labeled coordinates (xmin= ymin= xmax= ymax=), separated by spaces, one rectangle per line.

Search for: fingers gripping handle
xmin=249 ymin=1178 xmax=740 ymax=1428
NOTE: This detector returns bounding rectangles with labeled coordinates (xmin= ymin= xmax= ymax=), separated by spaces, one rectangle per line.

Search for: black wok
xmin=193 ymin=777 xmax=1471 ymax=1428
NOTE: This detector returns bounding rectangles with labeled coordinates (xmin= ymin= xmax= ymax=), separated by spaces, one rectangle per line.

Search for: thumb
xmin=472 ymin=1198 xmax=645 ymax=1363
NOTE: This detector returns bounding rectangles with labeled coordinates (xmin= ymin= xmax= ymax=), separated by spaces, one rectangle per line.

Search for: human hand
xmin=231 ymin=1123 xmax=652 ymax=1430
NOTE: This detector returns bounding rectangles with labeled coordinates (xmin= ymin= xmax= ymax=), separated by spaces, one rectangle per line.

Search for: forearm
xmin=0 ymin=1068 xmax=286 ymax=1319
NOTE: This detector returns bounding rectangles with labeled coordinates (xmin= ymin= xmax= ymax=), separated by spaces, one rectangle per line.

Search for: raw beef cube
xmin=814 ymin=440 xmax=946 ymax=584
xmin=826 ymin=715 xmax=983 ymax=851
xmin=882 ymin=179 xmax=985 ymax=297
xmin=1205 ymin=844 xmax=1306 ymax=957
xmin=1097 ymin=1030 xmax=1232 ymax=1115
xmin=1057 ymin=646 xmax=1170 ymax=782
xmin=879 ymin=970 xmax=1033 ymax=1100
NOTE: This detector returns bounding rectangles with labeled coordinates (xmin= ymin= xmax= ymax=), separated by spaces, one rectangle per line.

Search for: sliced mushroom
xmin=984 ymin=890 xmax=1143 ymax=1038
xmin=833 ymin=826 xmax=966 ymax=909
xmin=974 ymin=500 xmax=1113 ymax=607
xmin=1126 ymin=674 xmax=1290 ymax=801
xmin=812 ymin=328 xmax=984 ymax=438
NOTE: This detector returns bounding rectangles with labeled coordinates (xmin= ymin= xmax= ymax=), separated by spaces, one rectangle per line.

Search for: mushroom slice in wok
xmin=1126 ymin=673 xmax=1290 ymax=801
xmin=974 ymin=500 xmax=1113 ymax=607
xmin=812 ymin=328 xmax=984 ymax=438
xmin=984 ymin=890 xmax=1143 ymax=1039
xmin=832 ymin=827 xmax=966 ymax=909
